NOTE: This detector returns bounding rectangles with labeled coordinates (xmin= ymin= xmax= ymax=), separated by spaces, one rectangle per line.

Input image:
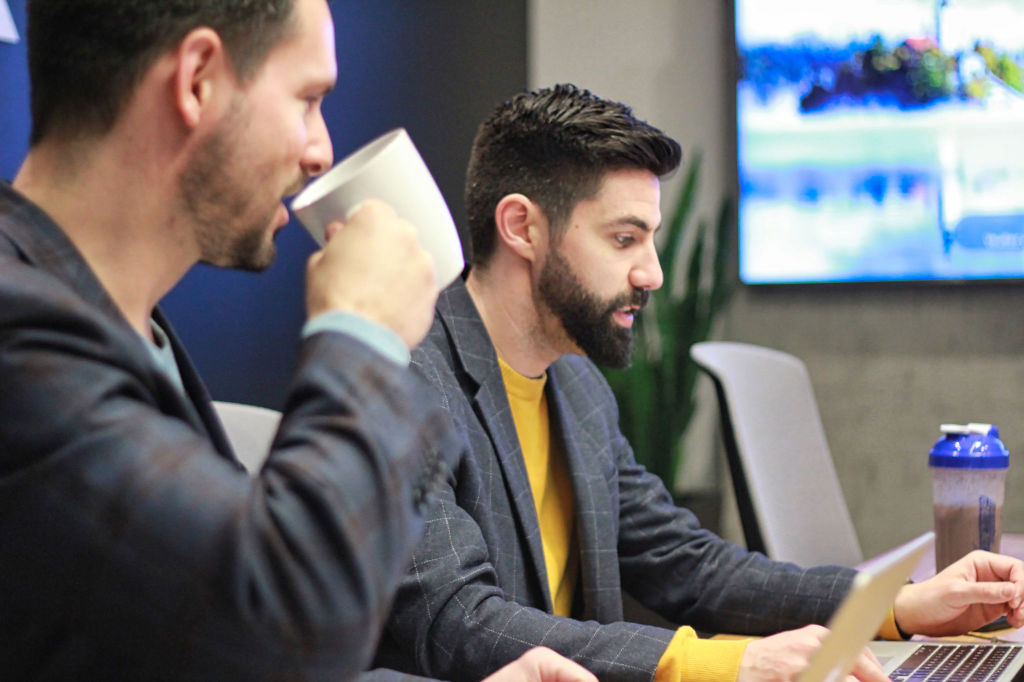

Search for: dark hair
xmin=464 ymin=83 xmax=682 ymax=267
xmin=25 ymin=0 xmax=298 ymax=145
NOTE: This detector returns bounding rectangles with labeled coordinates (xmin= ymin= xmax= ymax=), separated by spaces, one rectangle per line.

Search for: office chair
xmin=689 ymin=341 xmax=864 ymax=567
xmin=212 ymin=400 xmax=282 ymax=474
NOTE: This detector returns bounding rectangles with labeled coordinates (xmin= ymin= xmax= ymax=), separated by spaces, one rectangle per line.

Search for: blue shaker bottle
xmin=929 ymin=423 xmax=1009 ymax=571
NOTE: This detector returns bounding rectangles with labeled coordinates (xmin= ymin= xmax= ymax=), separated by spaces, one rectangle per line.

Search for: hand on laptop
xmin=738 ymin=624 xmax=888 ymax=682
xmin=482 ymin=647 xmax=597 ymax=682
xmin=893 ymin=550 xmax=1024 ymax=637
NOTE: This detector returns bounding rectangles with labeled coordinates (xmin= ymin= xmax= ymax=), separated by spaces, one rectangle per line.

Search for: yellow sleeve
xmin=877 ymin=605 xmax=909 ymax=640
xmin=654 ymin=603 xmax=904 ymax=682
xmin=654 ymin=627 xmax=752 ymax=682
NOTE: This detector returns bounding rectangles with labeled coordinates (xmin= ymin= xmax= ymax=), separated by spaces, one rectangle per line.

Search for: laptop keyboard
xmin=890 ymin=644 xmax=1021 ymax=682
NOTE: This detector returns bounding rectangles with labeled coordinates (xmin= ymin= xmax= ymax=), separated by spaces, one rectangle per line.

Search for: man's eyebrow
xmin=611 ymin=216 xmax=658 ymax=232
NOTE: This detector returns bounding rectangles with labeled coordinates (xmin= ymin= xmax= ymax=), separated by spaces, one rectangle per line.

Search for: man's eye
xmin=615 ymin=235 xmax=636 ymax=247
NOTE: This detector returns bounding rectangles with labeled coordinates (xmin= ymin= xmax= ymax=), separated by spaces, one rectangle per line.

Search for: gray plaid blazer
xmin=0 ymin=182 xmax=456 ymax=681
xmin=373 ymin=278 xmax=857 ymax=682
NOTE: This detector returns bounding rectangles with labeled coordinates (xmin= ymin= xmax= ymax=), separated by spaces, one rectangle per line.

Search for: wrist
xmin=303 ymin=310 xmax=411 ymax=366
xmin=892 ymin=581 xmax=918 ymax=637
xmin=894 ymin=611 xmax=912 ymax=640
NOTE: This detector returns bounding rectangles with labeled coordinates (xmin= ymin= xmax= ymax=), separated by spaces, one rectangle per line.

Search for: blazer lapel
xmin=437 ymin=281 xmax=553 ymax=611
xmin=153 ymin=308 xmax=236 ymax=462
xmin=547 ymin=365 xmax=623 ymax=623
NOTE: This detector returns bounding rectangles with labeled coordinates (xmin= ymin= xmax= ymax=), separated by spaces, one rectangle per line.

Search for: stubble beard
xmin=179 ymin=97 xmax=293 ymax=273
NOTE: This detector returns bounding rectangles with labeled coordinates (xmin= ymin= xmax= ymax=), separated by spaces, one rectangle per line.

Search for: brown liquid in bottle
xmin=933 ymin=498 xmax=1002 ymax=571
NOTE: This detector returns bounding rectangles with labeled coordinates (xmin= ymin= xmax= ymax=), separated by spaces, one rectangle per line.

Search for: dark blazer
xmin=0 ymin=182 xmax=456 ymax=681
xmin=374 ymin=278 xmax=857 ymax=682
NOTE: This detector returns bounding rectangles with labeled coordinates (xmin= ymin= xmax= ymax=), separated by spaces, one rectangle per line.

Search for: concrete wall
xmin=529 ymin=0 xmax=1024 ymax=558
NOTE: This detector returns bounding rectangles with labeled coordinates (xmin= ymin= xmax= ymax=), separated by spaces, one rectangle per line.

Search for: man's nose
xmin=631 ymin=242 xmax=663 ymax=292
xmin=302 ymin=113 xmax=333 ymax=177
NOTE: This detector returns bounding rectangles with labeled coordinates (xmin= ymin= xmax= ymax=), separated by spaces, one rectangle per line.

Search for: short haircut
xmin=465 ymin=83 xmax=682 ymax=267
xmin=25 ymin=0 xmax=298 ymax=145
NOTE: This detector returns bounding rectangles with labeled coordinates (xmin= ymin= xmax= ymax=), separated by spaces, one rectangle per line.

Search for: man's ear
xmin=172 ymin=28 xmax=229 ymax=129
xmin=494 ymin=193 xmax=548 ymax=263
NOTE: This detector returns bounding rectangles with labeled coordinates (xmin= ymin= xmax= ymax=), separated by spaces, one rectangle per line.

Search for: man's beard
xmin=179 ymin=98 xmax=300 ymax=272
xmin=537 ymin=247 xmax=649 ymax=369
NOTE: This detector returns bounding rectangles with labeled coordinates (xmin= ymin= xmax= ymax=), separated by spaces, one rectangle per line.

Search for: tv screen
xmin=735 ymin=0 xmax=1024 ymax=285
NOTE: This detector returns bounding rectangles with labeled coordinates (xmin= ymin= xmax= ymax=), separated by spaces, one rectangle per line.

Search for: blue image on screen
xmin=736 ymin=0 xmax=1024 ymax=284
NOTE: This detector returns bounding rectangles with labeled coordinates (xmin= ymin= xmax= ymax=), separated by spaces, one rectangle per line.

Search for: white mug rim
xmin=290 ymin=128 xmax=407 ymax=213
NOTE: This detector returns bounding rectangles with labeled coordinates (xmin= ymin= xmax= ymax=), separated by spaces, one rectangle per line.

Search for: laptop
xmin=797 ymin=531 xmax=1024 ymax=682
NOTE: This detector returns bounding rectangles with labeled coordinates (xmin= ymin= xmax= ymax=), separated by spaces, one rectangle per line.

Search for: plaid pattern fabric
xmin=374 ymin=279 xmax=858 ymax=682
xmin=0 ymin=182 xmax=457 ymax=680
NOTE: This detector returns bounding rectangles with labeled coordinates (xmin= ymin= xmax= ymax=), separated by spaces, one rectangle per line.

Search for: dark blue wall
xmin=1 ymin=1 xmax=526 ymax=409
xmin=1 ymin=2 xmax=29 ymax=175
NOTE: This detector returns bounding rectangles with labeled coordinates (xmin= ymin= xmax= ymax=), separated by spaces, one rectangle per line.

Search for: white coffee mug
xmin=290 ymin=128 xmax=465 ymax=289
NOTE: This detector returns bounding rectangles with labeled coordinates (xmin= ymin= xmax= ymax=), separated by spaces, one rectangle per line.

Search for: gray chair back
xmin=690 ymin=341 xmax=863 ymax=567
xmin=212 ymin=400 xmax=282 ymax=475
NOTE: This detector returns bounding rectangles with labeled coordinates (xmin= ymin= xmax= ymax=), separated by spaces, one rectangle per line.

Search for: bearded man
xmin=370 ymin=84 xmax=1024 ymax=682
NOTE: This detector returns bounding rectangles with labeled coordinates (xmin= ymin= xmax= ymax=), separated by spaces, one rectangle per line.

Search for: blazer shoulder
xmin=0 ymin=257 xmax=116 ymax=340
xmin=408 ymin=314 xmax=470 ymax=415
xmin=410 ymin=315 xmax=456 ymax=380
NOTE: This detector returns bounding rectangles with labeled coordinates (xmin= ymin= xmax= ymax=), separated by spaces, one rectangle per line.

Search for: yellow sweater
xmin=498 ymin=358 xmax=904 ymax=681
xmin=500 ymin=358 xmax=578 ymax=615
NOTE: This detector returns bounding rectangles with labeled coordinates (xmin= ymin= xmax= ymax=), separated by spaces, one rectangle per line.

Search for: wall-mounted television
xmin=736 ymin=0 xmax=1024 ymax=285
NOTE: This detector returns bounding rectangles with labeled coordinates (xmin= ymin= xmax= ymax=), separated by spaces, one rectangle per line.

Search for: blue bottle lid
xmin=929 ymin=423 xmax=1009 ymax=469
